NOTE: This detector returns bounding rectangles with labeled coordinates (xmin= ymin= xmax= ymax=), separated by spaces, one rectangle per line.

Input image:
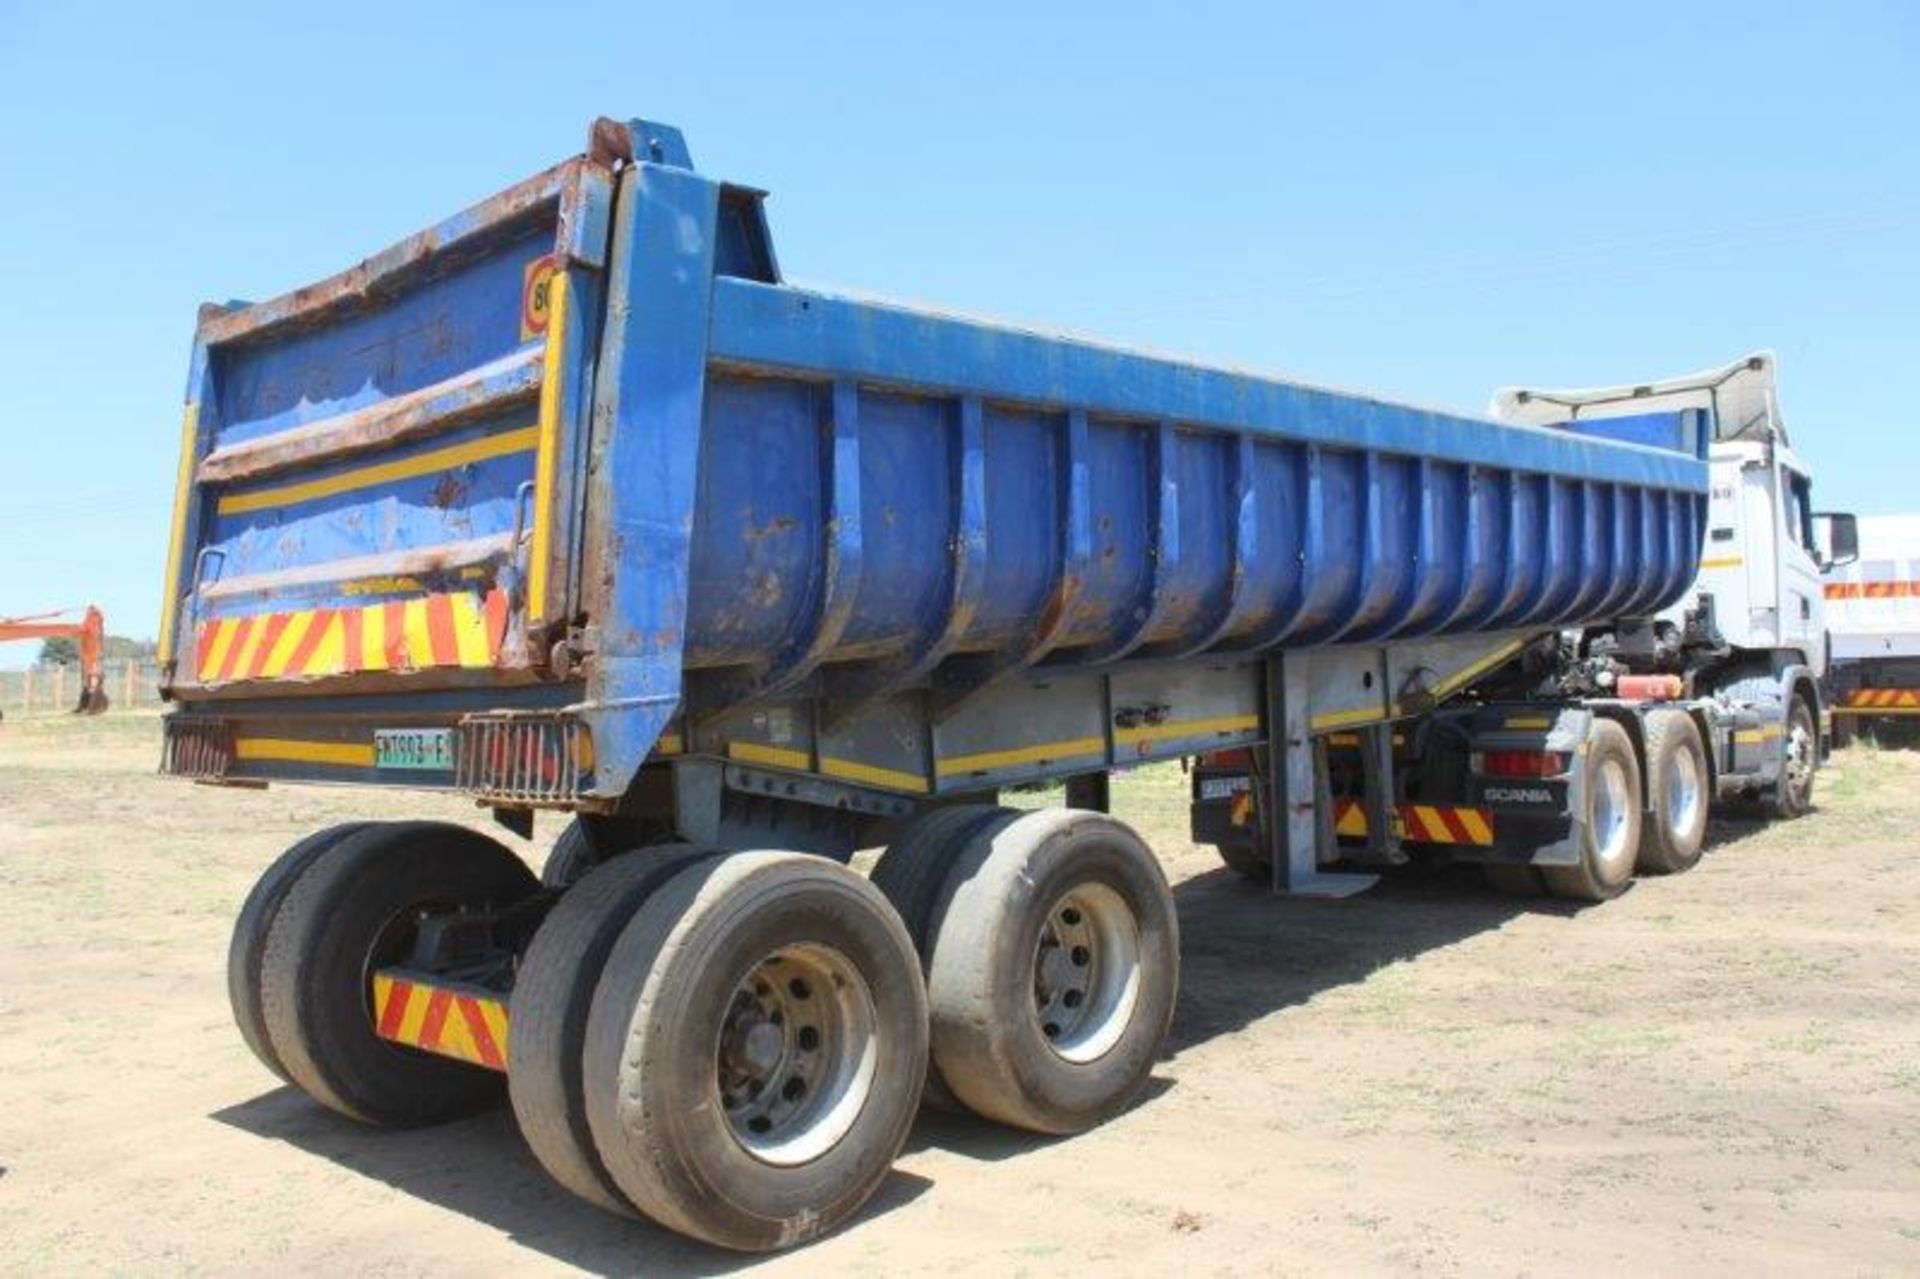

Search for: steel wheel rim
xmin=1032 ymin=882 xmax=1141 ymax=1064
xmin=1591 ymin=758 xmax=1633 ymax=871
xmin=1665 ymin=745 xmax=1702 ymax=836
xmin=1785 ymin=716 xmax=1814 ymax=794
xmin=717 ymin=943 xmax=877 ymax=1167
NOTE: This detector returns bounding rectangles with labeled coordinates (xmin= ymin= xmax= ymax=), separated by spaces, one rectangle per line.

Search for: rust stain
xmin=429 ymin=473 xmax=470 ymax=510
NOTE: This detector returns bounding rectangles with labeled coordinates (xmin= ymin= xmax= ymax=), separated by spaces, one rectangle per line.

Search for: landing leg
xmin=1263 ymin=654 xmax=1377 ymax=898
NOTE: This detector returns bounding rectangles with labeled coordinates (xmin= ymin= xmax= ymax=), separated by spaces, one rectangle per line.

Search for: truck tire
xmin=1638 ymin=710 xmax=1708 ymax=874
xmin=1214 ymin=827 xmax=1270 ymax=880
xmin=259 ymin=822 xmax=539 ymax=1126
xmin=868 ymin=804 xmax=1018 ymax=1111
xmin=923 ymin=809 xmax=1178 ymax=1135
xmin=228 ymin=822 xmax=375 ymax=1082
xmin=1541 ymin=719 xmax=1640 ymax=903
xmin=509 ymin=844 xmax=722 ymax=1216
xmin=541 ymin=819 xmax=600 ymax=890
xmin=582 ymin=853 xmax=927 ymax=1252
xmin=1769 ymin=695 xmax=1817 ymax=819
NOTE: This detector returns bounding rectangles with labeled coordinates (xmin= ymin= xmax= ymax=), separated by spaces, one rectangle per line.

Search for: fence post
xmin=53 ymin=664 xmax=66 ymax=712
xmin=124 ymin=659 xmax=135 ymax=708
xmin=23 ymin=665 xmax=33 ymax=713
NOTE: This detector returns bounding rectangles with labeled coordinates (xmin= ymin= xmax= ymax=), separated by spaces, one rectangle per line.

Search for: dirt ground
xmin=1 ymin=712 xmax=1916 ymax=1276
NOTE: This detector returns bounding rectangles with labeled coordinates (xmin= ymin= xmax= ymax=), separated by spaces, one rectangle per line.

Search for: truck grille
xmin=455 ymin=712 xmax=592 ymax=806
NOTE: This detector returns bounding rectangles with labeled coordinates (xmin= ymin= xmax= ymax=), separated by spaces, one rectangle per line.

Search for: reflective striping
xmin=1825 ymin=581 xmax=1920 ymax=599
xmin=373 ymin=972 xmax=509 ymax=1072
xmin=1309 ymin=705 xmax=1390 ymax=731
xmin=655 ymin=732 xmax=684 ymax=755
xmin=1332 ymin=798 xmax=1494 ymax=846
xmin=529 ymin=272 xmax=570 ymax=622
xmin=1504 ymin=716 xmax=1552 ymax=729
xmin=233 ymin=737 xmax=376 ymax=768
xmin=1115 ymin=713 xmax=1259 ymax=747
xmin=1699 ymin=555 xmax=1744 ymax=570
xmin=1840 ymin=688 xmax=1920 ymax=709
xmin=193 ymin=589 xmax=508 ymax=684
xmin=1732 ymin=725 xmax=1783 ymax=744
xmin=158 ymin=401 xmax=202 ymax=664
xmin=728 ymin=741 xmax=811 ymax=771
xmin=936 ymin=735 xmax=1106 ymax=777
xmin=1430 ymin=638 xmax=1528 ymax=698
xmin=215 ymin=425 xmax=539 ymax=516
xmin=820 ymin=755 xmax=929 ymax=793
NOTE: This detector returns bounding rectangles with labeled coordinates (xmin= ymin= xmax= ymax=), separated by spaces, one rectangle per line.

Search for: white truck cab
xmin=1494 ymin=352 xmax=1854 ymax=675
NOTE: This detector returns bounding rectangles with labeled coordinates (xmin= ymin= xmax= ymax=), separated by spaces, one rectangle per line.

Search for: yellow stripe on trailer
xmin=216 ymin=426 xmax=539 ymax=516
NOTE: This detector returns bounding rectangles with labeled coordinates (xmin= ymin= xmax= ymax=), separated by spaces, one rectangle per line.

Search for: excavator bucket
xmin=74 ymin=682 xmax=109 ymax=715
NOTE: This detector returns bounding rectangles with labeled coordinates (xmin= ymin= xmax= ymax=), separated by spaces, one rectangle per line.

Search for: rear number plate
xmin=375 ymin=728 xmax=454 ymax=771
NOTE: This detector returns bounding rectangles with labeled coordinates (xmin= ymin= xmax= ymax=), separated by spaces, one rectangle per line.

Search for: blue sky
xmin=1 ymin=1 xmax=1915 ymax=654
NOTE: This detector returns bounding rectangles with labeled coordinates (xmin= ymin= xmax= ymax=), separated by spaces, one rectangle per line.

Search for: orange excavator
xmin=0 ymin=605 xmax=109 ymax=714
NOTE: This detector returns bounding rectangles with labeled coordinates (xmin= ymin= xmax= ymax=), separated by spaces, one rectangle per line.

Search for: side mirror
xmin=1814 ymin=511 xmax=1859 ymax=570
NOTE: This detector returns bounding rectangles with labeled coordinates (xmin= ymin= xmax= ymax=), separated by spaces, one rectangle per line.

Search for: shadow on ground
xmin=211 ymin=1089 xmax=932 ymax=1275
xmin=209 ymin=858 xmax=1561 ymax=1270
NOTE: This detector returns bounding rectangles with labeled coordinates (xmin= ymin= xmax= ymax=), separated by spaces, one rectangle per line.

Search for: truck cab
xmin=1495 ymin=352 xmax=1853 ymax=679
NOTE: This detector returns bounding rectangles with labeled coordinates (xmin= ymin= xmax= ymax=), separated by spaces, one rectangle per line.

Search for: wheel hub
xmin=716 ymin=943 xmax=878 ymax=1167
xmin=1031 ymin=882 xmax=1142 ymax=1065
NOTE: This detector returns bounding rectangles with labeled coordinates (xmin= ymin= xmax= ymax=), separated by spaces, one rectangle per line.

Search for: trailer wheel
xmin=259 ymin=822 xmax=539 ymax=1126
xmin=1541 ymin=719 xmax=1640 ymax=902
xmin=227 ymin=822 xmax=376 ymax=1082
xmin=541 ymin=819 xmax=600 ymax=890
xmin=1638 ymin=710 xmax=1709 ymax=874
xmin=582 ymin=853 xmax=927 ymax=1251
xmin=1768 ymin=695 xmax=1817 ymax=819
xmin=509 ymin=843 xmax=722 ymax=1215
xmin=869 ymin=804 xmax=1017 ymax=1110
xmin=923 ymin=809 xmax=1178 ymax=1135
xmin=1213 ymin=828 xmax=1270 ymax=880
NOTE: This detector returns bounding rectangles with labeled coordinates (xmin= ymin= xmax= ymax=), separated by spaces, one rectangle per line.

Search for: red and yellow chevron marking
xmin=1836 ymin=688 xmax=1920 ymax=712
xmin=372 ymin=971 xmax=508 ymax=1072
xmin=193 ymin=589 xmax=508 ymax=684
xmin=1825 ymin=581 xmax=1920 ymax=599
xmin=1333 ymin=799 xmax=1495 ymax=846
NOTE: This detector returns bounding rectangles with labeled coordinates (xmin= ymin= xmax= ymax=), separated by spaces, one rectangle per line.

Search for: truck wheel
xmin=1213 ymin=827 xmax=1270 ymax=880
xmin=1769 ymin=696 xmax=1817 ymax=819
xmin=228 ymin=822 xmax=375 ymax=1082
xmin=541 ymin=819 xmax=600 ymax=890
xmin=923 ymin=809 xmax=1178 ymax=1135
xmin=582 ymin=853 xmax=927 ymax=1251
xmin=509 ymin=843 xmax=722 ymax=1215
xmin=1541 ymin=718 xmax=1640 ymax=902
xmin=1637 ymin=710 xmax=1708 ymax=874
xmin=869 ymin=804 xmax=1018 ymax=1111
xmin=259 ymin=822 xmax=539 ymax=1126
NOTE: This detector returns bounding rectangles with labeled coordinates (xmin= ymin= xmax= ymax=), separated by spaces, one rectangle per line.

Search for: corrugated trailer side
xmin=164 ymin=116 xmax=1710 ymax=1253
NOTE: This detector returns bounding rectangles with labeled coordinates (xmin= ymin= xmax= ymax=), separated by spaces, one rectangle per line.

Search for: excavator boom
xmin=0 ymin=605 xmax=109 ymax=714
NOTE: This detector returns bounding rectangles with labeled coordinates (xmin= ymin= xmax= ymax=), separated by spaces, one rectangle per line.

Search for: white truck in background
xmin=1823 ymin=515 xmax=1920 ymax=742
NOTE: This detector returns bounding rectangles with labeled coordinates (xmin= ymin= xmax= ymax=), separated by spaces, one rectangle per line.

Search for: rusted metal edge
xmin=198 ymin=347 xmax=544 ymax=485
xmin=198 ymin=158 xmax=583 ymax=349
xmin=197 ymin=534 xmax=514 ymax=602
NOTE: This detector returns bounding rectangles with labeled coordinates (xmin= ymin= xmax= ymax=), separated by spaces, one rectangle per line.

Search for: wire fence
xmin=0 ymin=660 xmax=164 ymax=716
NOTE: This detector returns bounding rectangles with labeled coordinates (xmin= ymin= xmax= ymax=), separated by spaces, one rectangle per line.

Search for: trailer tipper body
xmin=162 ymin=116 xmax=1810 ymax=1251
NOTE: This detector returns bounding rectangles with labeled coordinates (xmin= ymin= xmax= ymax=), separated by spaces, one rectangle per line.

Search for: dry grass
xmin=1 ymin=713 xmax=1917 ymax=1275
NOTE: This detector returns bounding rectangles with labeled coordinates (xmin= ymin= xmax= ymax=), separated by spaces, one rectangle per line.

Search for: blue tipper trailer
xmin=159 ymin=117 xmax=1710 ymax=1250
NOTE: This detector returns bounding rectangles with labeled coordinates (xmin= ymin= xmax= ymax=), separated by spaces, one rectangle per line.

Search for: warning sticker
xmin=520 ymin=254 xmax=557 ymax=343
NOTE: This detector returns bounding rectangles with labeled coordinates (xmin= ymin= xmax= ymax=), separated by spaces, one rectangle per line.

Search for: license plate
xmin=375 ymin=728 xmax=454 ymax=771
xmin=1199 ymin=775 xmax=1251 ymax=801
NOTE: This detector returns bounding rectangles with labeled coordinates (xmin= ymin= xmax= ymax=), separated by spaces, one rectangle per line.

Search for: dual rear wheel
xmin=228 ymin=805 xmax=1178 ymax=1252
